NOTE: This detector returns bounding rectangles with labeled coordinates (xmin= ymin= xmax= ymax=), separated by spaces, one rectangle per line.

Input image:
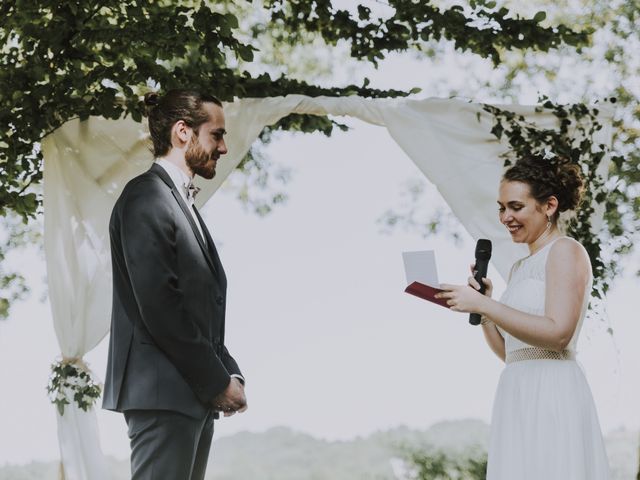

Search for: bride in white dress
xmin=436 ymin=156 xmax=610 ymax=479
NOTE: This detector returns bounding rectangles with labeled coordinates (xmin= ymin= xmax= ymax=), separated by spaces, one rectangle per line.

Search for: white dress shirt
xmin=155 ymin=159 xmax=205 ymax=243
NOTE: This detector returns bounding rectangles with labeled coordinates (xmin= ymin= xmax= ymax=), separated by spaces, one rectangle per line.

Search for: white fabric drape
xmin=42 ymin=95 xmax=612 ymax=479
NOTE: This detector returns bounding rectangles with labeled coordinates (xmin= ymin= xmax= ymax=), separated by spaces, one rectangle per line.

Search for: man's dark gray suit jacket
xmin=102 ymin=163 xmax=242 ymax=419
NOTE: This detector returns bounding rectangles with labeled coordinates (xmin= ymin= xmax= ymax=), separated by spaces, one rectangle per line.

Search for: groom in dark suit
xmin=103 ymin=89 xmax=247 ymax=480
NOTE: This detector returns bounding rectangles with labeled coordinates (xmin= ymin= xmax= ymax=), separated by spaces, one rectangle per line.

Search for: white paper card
xmin=402 ymin=250 xmax=439 ymax=287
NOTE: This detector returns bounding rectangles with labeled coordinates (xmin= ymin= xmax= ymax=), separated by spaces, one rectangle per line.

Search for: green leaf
xmin=237 ymin=45 xmax=254 ymax=62
xmin=357 ymin=5 xmax=371 ymax=21
xmin=225 ymin=13 xmax=239 ymax=29
xmin=533 ymin=11 xmax=547 ymax=23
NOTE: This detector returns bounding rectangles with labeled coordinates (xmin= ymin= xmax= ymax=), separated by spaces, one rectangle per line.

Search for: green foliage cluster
xmin=401 ymin=447 xmax=487 ymax=480
xmin=379 ymin=1 xmax=639 ymax=291
xmin=0 ymin=1 xmax=594 ymax=320
xmin=492 ymin=0 xmax=640 ymax=276
xmin=267 ymin=0 xmax=589 ymax=66
xmin=0 ymin=0 xmax=406 ymax=220
xmin=0 ymin=255 xmax=27 ymax=319
xmin=46 ymin=360 xmax=102 ymax=416
xmin=0 ymin=0 xmax=589 ymax=220
xmin=483 ymin=97 xmax=622 ymax=298
xmin=0 ymin=212 xmax=41 ymax=320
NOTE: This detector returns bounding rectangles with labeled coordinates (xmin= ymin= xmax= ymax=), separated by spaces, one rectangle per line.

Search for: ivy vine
xmin=482 ymin=97 xmax=622 ymax=301
xmin=47 ymin=359 xmax=102 ymax=416
xmin=0 ymin=0 xmax=590 ymax=221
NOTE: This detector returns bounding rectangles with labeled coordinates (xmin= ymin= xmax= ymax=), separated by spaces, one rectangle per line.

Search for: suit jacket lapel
xmin=193 ymin=206 xmax=226 ymax=287
xmin=150 ymin=164 xmax=219 ymax=277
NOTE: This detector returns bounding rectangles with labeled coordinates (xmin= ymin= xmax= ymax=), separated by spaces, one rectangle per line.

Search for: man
xmin=103 ymin=89 xmax=247 ymax=480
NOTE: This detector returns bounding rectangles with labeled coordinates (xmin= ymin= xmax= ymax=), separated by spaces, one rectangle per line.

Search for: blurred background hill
xmin=1 ymin=420 xmax=636 ymax=479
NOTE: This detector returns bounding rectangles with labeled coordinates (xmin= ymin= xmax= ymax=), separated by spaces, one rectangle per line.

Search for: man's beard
xmin=185 ymin=135 xmax=217 ymax=179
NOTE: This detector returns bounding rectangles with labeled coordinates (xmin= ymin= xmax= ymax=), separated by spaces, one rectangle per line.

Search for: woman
xmin=436 ymin=155 xmax=610 ymax=479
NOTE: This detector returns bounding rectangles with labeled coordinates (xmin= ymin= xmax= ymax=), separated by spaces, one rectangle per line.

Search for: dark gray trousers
xmin=124 ymin=409 xmax=215 ymax=480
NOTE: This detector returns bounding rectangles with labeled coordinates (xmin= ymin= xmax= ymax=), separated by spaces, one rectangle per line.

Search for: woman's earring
xmin=546 ymin=215 xmax=552 ymax=229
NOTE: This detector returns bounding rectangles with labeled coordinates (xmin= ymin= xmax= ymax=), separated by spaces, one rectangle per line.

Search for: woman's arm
xmin=468 ymin=273 xmax=505 ymax=361
xmin=481 ymin=321 xmax=505 ymax=361
xmin=439 ymin=238 xmax=591 ymax=352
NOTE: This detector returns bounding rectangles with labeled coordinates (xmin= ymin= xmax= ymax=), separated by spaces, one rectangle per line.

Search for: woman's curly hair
xmin=502 ymin=155 xmax=585 ymax=217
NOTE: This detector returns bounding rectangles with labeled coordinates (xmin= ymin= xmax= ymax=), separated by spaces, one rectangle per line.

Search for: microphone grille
xmin=475 ymin=239 xmax=492 ymax=260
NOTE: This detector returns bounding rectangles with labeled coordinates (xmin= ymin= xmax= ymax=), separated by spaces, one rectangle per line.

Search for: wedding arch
xmin=42 ymin=94 xmax=613 ymax=479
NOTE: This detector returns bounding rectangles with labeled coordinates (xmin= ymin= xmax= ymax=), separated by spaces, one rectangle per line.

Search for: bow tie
xmin=184 ymin=180 xmax=201 ymax=203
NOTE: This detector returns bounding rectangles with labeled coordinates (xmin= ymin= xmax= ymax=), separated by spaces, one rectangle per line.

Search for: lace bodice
xmin=497 ymin=237 xmax=592 ymax=354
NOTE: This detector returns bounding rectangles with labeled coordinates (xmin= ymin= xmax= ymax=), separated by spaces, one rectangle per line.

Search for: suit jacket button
xmin=216 ymin=296 xmax=224 ymax=306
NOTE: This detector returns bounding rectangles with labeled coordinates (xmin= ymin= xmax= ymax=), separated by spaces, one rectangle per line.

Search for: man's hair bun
xmin=144 ymin=92 xmax=160 ymax=107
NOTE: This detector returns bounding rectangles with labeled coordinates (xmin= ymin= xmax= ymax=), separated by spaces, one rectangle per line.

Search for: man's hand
xmin=211 ymin=378 xmax=247 ymax=416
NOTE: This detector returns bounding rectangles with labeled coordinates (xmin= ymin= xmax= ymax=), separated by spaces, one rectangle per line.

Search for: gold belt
xmin=506 ymin=347 xmax=575 ymax=364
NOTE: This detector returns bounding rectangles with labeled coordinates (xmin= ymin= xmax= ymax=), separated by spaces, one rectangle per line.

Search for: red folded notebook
xmin=404 ymin=281 xmax=449 ymax=308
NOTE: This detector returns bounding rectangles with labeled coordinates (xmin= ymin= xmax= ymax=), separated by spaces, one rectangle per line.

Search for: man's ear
xmin=171 ymin=120 xmax=191 ymax=148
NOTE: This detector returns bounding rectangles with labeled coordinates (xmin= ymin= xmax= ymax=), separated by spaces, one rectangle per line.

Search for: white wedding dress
xmin=487 ymin=237 xmax=610 ymax=479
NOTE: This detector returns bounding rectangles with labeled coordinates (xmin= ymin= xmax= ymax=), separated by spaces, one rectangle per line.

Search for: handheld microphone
xmin=469 ymin=239 xmax=492 ymax=326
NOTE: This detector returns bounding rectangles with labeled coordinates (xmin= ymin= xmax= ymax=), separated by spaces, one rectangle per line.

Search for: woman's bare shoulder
xmin=548 ymin=236 xmax=591 ymax=275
